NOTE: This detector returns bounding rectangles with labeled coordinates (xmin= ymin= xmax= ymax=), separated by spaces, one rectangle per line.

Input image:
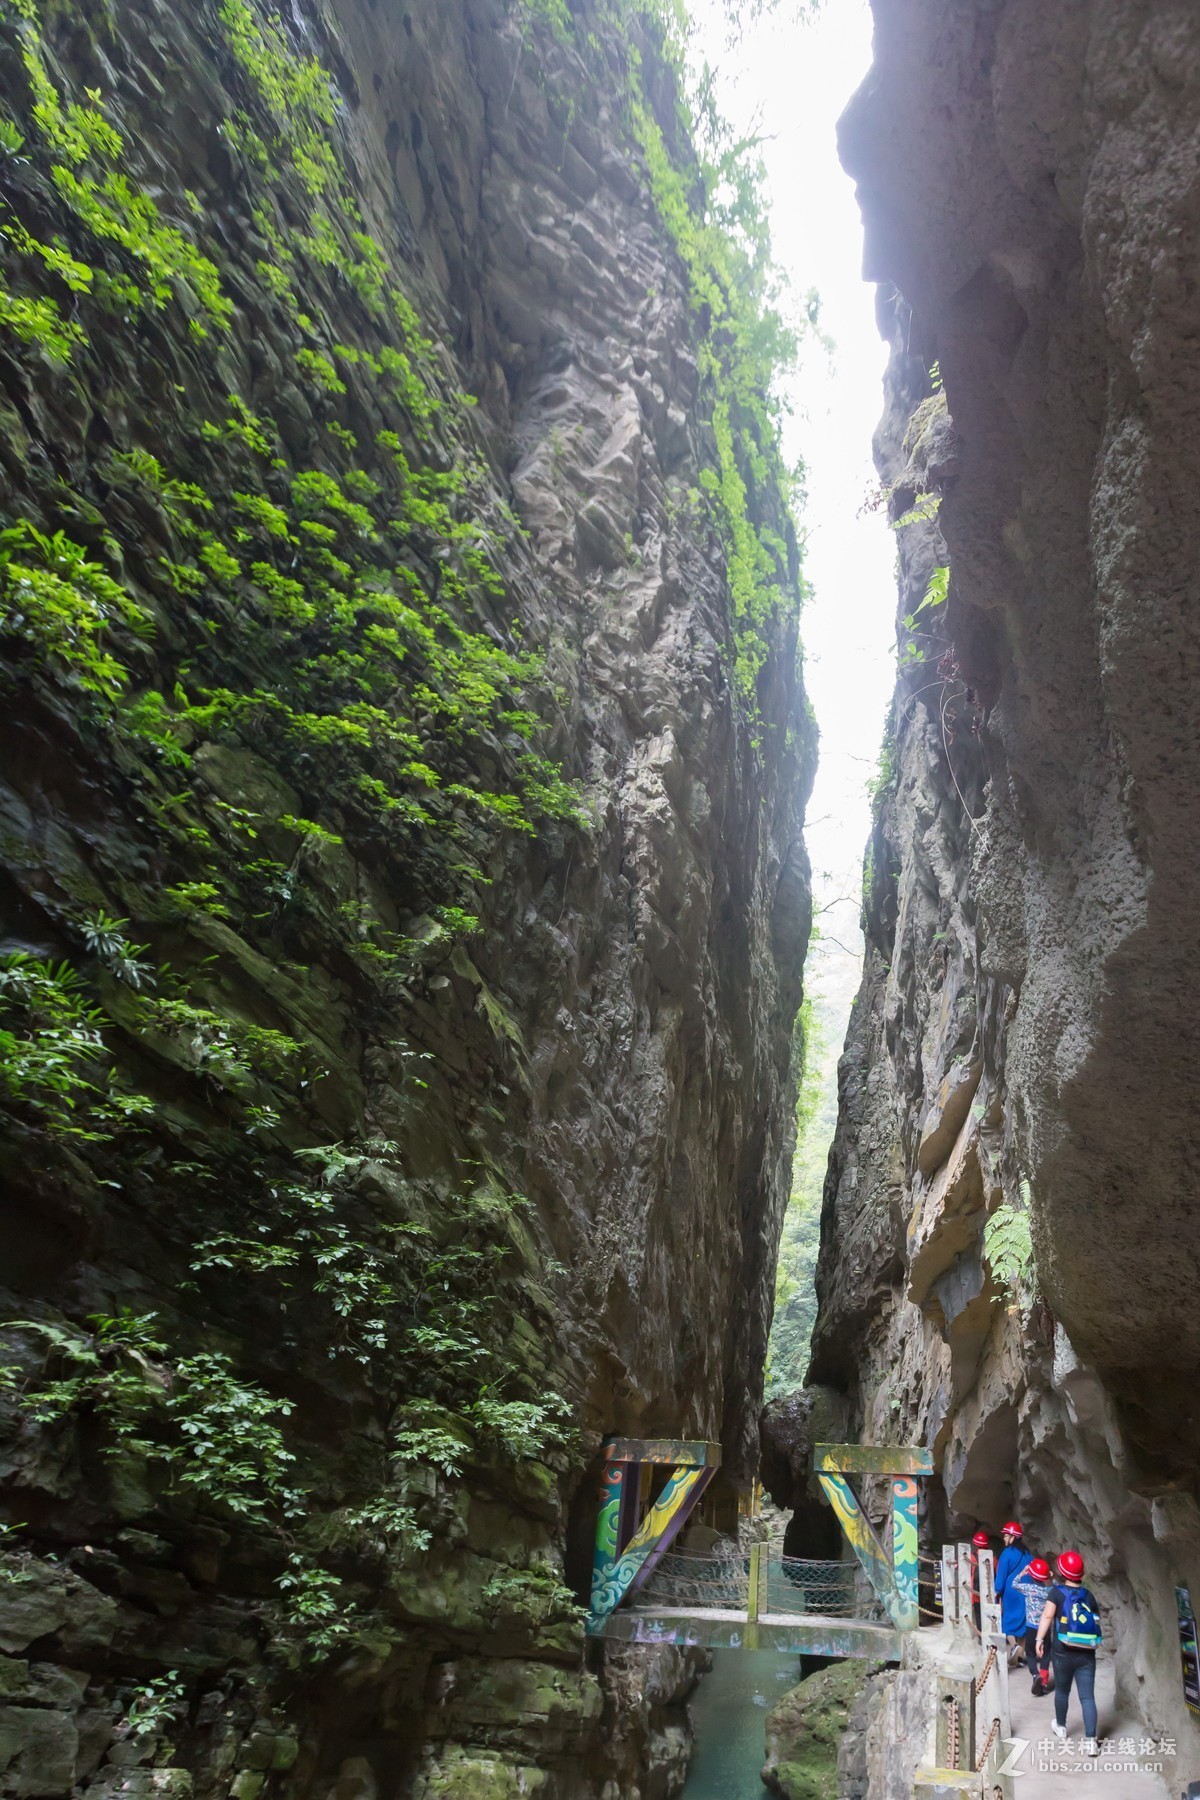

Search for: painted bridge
xmin=586 ymin=1436 xmax=934 ymax=1659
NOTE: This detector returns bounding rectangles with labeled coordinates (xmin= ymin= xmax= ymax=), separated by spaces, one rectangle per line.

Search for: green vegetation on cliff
xmin=0 ymin=0 xmax=811 ymax=1741
xmin=766 ymin=931 xmax=860 ymax=1398
xmin=626 ymin=15 xmax=810 ymax=702
xmin=520 ymin=0 xmax=811 ymax=705
xmin=0 ymin=0 xmax=591 ymax=1667
xmin=766 ymin=994 xmax=830 ymax=1397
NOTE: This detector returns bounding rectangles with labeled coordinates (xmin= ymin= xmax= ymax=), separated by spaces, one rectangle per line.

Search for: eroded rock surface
xmin=759 ymin=1387 xmax=846 ymax=1560
xmin=0 ymin=1 xmax=813 ymax=1795
xmin=811 ymin=0 xmax=1200 ymax=1781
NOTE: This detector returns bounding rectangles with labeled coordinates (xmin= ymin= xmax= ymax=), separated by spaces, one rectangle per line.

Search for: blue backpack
xmin=1055 ymin=1584 xmax=1102 ymax=1649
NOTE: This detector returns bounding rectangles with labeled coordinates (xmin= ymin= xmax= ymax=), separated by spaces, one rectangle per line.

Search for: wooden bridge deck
xmin=590 ymin=1603 xmax=902 ymax=1659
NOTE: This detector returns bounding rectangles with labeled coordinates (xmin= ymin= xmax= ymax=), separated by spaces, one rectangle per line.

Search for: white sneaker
xmin=1083 ymin=1739 xmax=1100 ymax=1757
xmin=1051 ymin=1723 xmax=1067 ymax=1741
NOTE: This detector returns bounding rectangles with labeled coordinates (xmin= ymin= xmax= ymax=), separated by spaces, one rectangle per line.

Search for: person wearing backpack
xmin=1035 ymin=1549 xmax=1102 ymax=1753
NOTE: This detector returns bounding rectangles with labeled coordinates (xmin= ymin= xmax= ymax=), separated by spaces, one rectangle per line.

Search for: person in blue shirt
xmin=993 ymin=1519 xmax=1033 ymax=1656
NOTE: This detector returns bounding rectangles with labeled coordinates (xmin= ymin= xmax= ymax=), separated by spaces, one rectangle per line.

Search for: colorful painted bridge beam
xmin=815 ymin=1469 xmax=902 ymax=1622
xmin=813 ymin=1445 xmax=934 ymax=1476
xmin=590 ymin=1456 xmax=634 ymax=1615
xmin=891 ymin=1475 xmax=920 ymax=1630
xmin=813 ymin=1444 xmax=933 ymax=1632
xmin=601 ymin=1438 xmax=723 ymax=1467
xmin=587 ymin=1438 xmax=721 ymax=1630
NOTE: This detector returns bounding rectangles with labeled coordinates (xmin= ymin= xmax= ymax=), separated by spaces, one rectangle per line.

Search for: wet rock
xmin=759 ymin=1388 xmax=848 ymax=1558
xmin=597 ymin=1645 xmax=702 ymax=1799
xmin=761 ymin=1660 xmax=878 ymax=1800
xmin=407 ymin=1748 xmax=548 ymax=1799
xmin=0 ymin=1705 xmax=80 ymax=1799
xmin=0 ymin=1563 xmax=118 ymax=1659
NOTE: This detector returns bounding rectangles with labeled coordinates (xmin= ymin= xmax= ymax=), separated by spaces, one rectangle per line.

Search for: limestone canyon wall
xmin=0 ymin=3 xmax=814 ymax=1797
xmin=809 ymin=0 xmax=1200 ymax=1778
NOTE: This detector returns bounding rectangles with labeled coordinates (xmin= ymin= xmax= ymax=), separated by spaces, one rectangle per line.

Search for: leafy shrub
xmin=984 ymin=1201 xmax=1035 ymax=1297
xmin=0 ymin=955 xmax=154 ymax=1136
xmin=0 ymin=523 xmax=151 ymax=700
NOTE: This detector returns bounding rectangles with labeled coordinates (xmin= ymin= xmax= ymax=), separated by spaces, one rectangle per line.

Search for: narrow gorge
xmin=0 ymin=0 xmax=811 ymax=1793
xmin=2 ymin=1 xmax=1200 ymax=1798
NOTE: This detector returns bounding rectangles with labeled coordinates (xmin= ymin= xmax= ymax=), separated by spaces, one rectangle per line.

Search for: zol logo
xmin=994 ymin=1737 xmax=1029 ymax=1777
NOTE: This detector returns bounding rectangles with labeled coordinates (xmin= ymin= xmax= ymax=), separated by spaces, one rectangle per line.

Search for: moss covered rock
xmin=409 ymin=1748 xmax=549 ymax=1799
xmin=761 ymin=1660 xmax=875 ymax=1800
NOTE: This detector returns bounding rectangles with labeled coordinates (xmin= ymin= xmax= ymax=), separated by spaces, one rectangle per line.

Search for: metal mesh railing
xmin=768 ymin=1558 xmax=885 ymax=1620
xmin=632 ymin=1551 xmax=884 ymax=1619
xmin=635 ymin=1548 xmax=749 ymax=1609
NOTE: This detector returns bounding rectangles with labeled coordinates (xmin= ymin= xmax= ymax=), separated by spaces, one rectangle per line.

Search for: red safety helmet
xmin=1001 ymin=1520 xmax=1024 ymax=1536
xmin=1057 ymin=1549 xmax=1085 ymax=1579
xmin=972 ymin=1531 xmax=991 ymax=1548
xmin=1027 ymin=1558 xmax=1052 ymax=1581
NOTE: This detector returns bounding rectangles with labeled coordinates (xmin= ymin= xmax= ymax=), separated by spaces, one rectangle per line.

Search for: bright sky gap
xmin=690 ymin=1 xmax=896 ymax=1111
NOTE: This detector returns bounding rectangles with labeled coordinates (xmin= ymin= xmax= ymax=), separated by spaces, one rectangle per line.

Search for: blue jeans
xmin=1024 ymin=1627 xmax=1050 ymax=1683
xmin=1052 ymin=1646 xmax=1097 ymax=1737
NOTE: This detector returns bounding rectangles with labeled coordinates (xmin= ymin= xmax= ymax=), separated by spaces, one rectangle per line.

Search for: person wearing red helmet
xmin=994 ymin=1520 xmax=1034 ymax=1661
xmin=1036 ymin=1550 xmax=1102 ymax=1754
xmin=969 ymin=1531 xmax=991 ymax=1626
xmin=1011 ymin=1556 xmax=1054 ymax=1693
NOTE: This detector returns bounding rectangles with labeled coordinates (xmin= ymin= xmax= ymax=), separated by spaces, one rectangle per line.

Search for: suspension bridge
xmin=583 ymin=1436 xmax=1170 ymax=1796
xmin=595 ymin=1540 xmax=900 ymax=1658
xmin=583 ymin=1436 xmax=1017 ymax=1795
xmin=585 ymin=1436 xmax=927 ymax=1659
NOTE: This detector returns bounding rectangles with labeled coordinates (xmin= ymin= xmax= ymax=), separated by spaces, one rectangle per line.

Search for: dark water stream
xmin=681 ymin=1650 xmax=804 ymax=1799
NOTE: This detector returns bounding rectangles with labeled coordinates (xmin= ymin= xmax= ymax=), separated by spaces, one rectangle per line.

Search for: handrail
xmin=630 ymin=1549 xmax=886 ymax=1620
xmin=919 ymin=1542 xmax=1014 ymax=1799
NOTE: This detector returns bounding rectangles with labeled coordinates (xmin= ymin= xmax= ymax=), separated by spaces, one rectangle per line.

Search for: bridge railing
xmin=635 ymin=1548 xmax=750 ymax=1611
xmin=632 ymin=1549 xmax=886 ymax=1621
xmin=767 ymin=1556 xmax=886 ymax=1621
xmin=913 ymin=1543 xmax=1014 ymax=1800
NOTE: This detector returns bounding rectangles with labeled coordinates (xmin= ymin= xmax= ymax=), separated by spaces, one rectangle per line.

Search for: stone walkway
xmin=1001 ymin=1652 xmax=1173 ymax=1794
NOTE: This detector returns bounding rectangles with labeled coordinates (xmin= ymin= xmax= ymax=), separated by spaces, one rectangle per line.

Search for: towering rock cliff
xmin=808 ymin=0 xmax=1200 ymax=1779
xmin=0 ymin=3 xmax=814 ymax=1796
